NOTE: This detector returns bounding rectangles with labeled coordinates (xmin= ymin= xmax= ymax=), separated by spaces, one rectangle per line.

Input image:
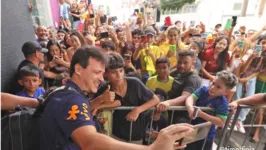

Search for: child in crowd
xmin=188 ymin=40 xmax=204 ymax=73
xmin=146 ymin=57 xmax=174 ymax=94
xmin=16 ymin=65 xmax=45 ymax=98
xmin=185 ymin=70 xmax=238 ymax=150
xmin=144 ymin=88 xmax=168 ymax=145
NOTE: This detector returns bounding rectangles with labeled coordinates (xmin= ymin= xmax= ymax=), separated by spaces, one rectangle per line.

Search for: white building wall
xmin=160 ymin=0 xmax=266 ymax=32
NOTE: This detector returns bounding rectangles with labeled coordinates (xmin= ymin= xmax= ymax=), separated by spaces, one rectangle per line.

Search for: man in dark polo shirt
xmin=40 ymin=46 xmax=194 ymax=150
xmin=10 ymin=41 xmax=48 ymax=94
xmin=10 ymin=41 xmax=59 ymax=94
xmin=157 ymin=50 xmax=201 ymax=123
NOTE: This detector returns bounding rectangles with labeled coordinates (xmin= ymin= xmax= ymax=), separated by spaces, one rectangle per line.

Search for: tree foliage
xmin=161 ymin=0 xmax=196 ymax=10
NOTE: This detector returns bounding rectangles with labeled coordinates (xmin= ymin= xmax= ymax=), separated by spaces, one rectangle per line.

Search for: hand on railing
xmin=156 ymin=101 xmax=170 ymax=112
xmin=126 ymin=107 xmax=141 ymax=122
xmin=149 ymin=123 xmax=194 ymax=150
xmin=229 ymin=101 xmax=238 ymax=112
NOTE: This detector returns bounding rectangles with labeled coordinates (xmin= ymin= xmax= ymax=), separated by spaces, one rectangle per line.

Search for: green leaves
xmin=161 ymin=0 xmax=196 ymax=10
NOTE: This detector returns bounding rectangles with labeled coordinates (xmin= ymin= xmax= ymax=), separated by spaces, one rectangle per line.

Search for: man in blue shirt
xmin=40 ymin=46 xmax=194 ymax=150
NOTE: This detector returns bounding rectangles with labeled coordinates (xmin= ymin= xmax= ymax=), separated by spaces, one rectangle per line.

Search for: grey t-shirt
xmin=168 ymin=70 xmax=201 ymax=99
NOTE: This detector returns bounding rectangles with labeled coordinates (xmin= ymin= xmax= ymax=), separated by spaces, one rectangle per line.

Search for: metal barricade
xmin=217 ymin=105 xmax=266 ymax=150
xmin=103 ymin=106 xmax=213 ymax=144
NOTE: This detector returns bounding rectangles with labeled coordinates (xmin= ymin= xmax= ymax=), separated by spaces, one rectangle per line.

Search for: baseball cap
xmin=22 ymin=41 xmax=48 ymax=56
xmin=144 ymin=29 xmax=156 ymax=36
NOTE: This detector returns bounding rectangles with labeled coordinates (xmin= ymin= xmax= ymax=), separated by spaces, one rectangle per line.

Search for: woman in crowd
xmin=121 ymin=44 xmax=138 ymax=74
xmin=67 ymin=31 xmax=86 ymax=60
xmin=69 ymin=2 xmax=81 ymax=30
xmin=188 ymin=40 xmax=204 ymax=73
xmin=159 ymin=26 xmax=186 ymax=70
xmin=243 ymin=35 xmax=266 ymax=141
xmin=45 ymin=40 xmax=70 ymax=87
xmin=200 ymin=36 xmax=232 ymax=86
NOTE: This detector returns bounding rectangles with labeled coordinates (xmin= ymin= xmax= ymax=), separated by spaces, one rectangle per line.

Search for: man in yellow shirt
xmin=133 ymin=29 xmax=162 ymax=79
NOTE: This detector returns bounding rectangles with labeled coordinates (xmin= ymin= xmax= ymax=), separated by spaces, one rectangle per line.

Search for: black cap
xmin=22 ymin=41 xmax=48 ymax=57
xmin=144 ymin=29 xmax=156 ymax=36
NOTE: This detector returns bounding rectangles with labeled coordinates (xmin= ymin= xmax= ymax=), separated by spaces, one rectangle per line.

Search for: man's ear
xmin=18 ymin=79 xmax=23 ymax=86
xmin=74 ymin=64 xmax=82 ymax=76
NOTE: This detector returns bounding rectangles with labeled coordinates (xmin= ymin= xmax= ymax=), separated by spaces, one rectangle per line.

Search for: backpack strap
xmin=33 ymin=86 xmax=79 ymax=117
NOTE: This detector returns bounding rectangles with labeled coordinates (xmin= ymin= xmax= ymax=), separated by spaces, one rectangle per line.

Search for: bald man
xmin=36 ymin=26 xmax=48 ymax=43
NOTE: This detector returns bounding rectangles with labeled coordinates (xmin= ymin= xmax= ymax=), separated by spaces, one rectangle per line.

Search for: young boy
xmin=144 ymin=88 xmax=168 ymax=145
xmin=185 ymin=70 xmax=238 ymax=150
xmin=146 ymin=57 xmax=174 ymax=94
xmin=16 ymin=65 xmax=45 ymax=98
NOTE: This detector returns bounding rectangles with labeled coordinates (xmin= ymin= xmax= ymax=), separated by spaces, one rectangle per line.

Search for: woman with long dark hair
xmin=45 ymin=40 xmax=70 ymax=87
xmin=67 ymin=31 xmax=86 ymax=60
xmin=200 ymin=36 xmax=231 ymax=86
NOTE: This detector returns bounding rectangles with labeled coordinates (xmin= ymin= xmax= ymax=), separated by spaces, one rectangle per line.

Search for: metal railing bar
xmin=242 ymin=108 xmax=258 ymax=147
xmin=148 ymin=109 xmax=155 ymax=145
xmin=255 ymin=129 xmax=266 ymax=150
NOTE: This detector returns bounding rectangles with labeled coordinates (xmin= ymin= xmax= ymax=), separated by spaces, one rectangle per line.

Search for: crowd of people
xmin=2 ymin=0 xmax=266 ymax=149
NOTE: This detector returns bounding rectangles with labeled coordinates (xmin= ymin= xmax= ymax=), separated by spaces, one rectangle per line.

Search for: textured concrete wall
xmin=1 ymin=0 xmax=35 ymax=92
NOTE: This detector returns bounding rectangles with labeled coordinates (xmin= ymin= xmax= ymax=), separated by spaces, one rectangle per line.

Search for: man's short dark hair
xmin=57 ymin=29 xmax=67 ymax=34
xmin=215 ymin=24 xmax=222 ymax=28
xmin=70 ymin=46 xmax=106 ymax=77
xmin=102 ymin=41 xmax=115 ymax=51
xmin=19 ymin=65 xmax=40 ymax=79
xmin=106 ymin=52 xmax=125 ymax=70
xmin=178 ymin=50 xmax=195 ymax=58
xmin=132 ymin=29 xmax=143 ymax=36
xmin=175 ymin=20 xmax=181 ymax=25
xmin=156 ymin=57 xmax=170 ymax=67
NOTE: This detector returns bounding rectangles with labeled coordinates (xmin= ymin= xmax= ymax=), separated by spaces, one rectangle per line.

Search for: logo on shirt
xmin=66 ymin=103 xmax=90 ymax=121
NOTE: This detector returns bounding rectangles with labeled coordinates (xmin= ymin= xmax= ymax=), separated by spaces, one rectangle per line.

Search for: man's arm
xmin=126 ymin=95 xmax=160 ymax=121
xmin=156 ymin=91 xmax=191 ymax=112
xmin=43 ymin=70 xmax=59 ymax=79
xmin=198 ymin=111 xmax=226 ymax=127
xmin=1 ymin=93 xmax=39 ymax=110
xmin=133 ymin=48 xmax=142 ymax=61
xmin=72 ymin=126 xmax=149 ymax=150
xmin=72 ymin=123 xmax=194 ymax=150
xmin=248 ymin=24 xmax=266 ymax=42
xmin=229 ymin=93 xmax=266 ymax=111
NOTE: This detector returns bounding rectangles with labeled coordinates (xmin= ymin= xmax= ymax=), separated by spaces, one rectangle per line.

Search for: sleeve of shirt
xmin=135 ymin=78 xmax=154 ymax=105
xmin=215 ymin=97 xmax=229 ymax=119
xmin=191 ymin=86 xmax=205 ymax=100
xmin=55 ymin=94 xmax=95 ymax=139
xmin=183 ymin=74 xmax=201 ymax=94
